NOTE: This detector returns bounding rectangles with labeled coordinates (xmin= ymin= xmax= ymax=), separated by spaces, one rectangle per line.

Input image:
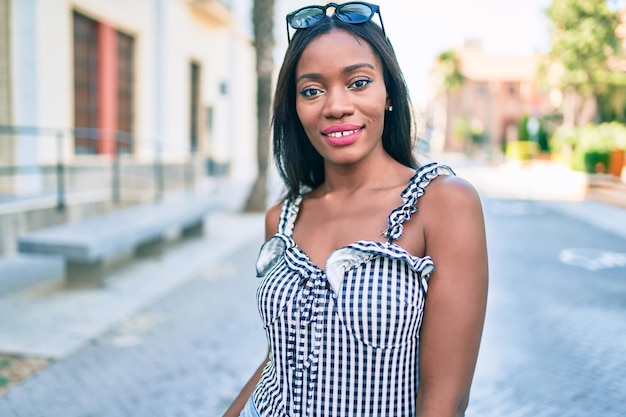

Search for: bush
xmin=582 ymin=150 xmax=611 ymax=173
xmin=550 ymin=125 xmax=579 ymax=154
xmin=550 ymin=122 xmax=626 ymax=172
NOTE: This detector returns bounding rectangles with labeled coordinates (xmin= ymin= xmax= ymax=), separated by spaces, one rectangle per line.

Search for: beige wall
xmin=0 ymin=0 xmax=10 ymax=126
xmin=0 ymin=0 xmax=11 ymax=193
xmin=5 ymin=0 xmax=256 ymax=181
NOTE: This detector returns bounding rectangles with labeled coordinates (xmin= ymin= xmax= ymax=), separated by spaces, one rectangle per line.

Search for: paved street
xmin=0 ymin=159 xmax=625 ymax=416
xmin=0 ymin=212 xmax=269 ymax=417
xmin=468 ymin=198 xmax=626 ymax=417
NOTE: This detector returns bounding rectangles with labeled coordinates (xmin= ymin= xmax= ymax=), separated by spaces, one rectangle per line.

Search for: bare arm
xmin=221 ymin=351 xmax=269 ymax=417
xmin=416 ymin=176 xmax=489 ymax=417
xmin=221 ymin=203 xmax=282 ymax=417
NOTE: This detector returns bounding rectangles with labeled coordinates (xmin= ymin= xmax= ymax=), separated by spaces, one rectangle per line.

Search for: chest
xmin=257 ymin=251 xmax=428 ymax=349
xmin=292 ymin=196 xmax=425 ymax=268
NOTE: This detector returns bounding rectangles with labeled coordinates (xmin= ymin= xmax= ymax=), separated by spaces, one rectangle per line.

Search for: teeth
xmin=326 ymin=129 xmax=359 ymax=138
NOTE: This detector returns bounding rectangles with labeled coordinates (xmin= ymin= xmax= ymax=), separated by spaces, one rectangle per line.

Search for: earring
xmin=387 ymin=105 xmax=393 ymax=112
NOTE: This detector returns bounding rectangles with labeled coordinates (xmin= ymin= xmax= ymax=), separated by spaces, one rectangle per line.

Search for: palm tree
xmin=436 ymin=50 xmax=465 ymax=92
xmin=244 ymin=0 xmax=275 ymax=212
xmin=431 ymin=49 xmax=465 ymax=152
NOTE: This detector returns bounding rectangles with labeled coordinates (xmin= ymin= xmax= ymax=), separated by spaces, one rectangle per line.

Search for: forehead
xmin=296 ymin=29 xmax=382 ymax=75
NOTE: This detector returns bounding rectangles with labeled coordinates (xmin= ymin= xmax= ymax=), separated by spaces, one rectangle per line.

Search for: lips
xmin=321 ymin=124 xmax=363 ymax=146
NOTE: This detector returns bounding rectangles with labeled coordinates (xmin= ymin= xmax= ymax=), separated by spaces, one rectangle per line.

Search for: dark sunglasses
xmin=286 ymin=2 xmax=386 ymax=44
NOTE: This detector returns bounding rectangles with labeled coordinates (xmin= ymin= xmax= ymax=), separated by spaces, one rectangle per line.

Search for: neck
xmin=320 ymin=153 xmax=411 ymax=195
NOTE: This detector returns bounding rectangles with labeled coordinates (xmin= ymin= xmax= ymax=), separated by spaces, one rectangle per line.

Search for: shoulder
xmin=422 ymin=173 xmax=482 ymax=210
xmin=264 ymin=200 xmax=283 ymax=240
xmin=418 ymin=172 xmax=485 ymax=240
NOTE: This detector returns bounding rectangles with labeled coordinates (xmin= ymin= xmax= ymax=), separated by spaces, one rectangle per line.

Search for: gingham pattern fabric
xmin=253 ymin=162 xmax=454 ymax=417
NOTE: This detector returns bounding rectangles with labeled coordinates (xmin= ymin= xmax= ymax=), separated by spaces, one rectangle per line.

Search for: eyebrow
xmin=295 ymin=63 xmax=375 ymax=84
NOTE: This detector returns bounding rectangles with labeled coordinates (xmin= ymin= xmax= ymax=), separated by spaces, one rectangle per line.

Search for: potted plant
xmin=505 ymin=115 xmax=538 ymax=161
xmin=551 ymin=123 xmax=626 ymax=175
xmin=607 ymin=123 xmax=626 ymax=177
xmin=576 ymin=124 xmax=613 ymax=173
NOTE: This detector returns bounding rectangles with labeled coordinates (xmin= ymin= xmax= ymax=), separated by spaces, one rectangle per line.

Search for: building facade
xmin=428 ymin=40 xmax=551 ymax=154
xmin=0 ymin=0 xmax=257 ymax=196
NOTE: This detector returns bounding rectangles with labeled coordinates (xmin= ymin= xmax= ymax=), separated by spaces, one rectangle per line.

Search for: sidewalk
xmin=0 ymin=211 xmax=265 ymax=359
xmin=0 ymin=179 xmax=266 ymax=396
xmin=586 ymin=174 xmax=626 ymax=209
xmin=438 ymin=153 xmax=626 ymax=240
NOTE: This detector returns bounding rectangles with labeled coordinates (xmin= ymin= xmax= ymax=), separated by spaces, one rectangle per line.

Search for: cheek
xmin=295 ymin=101 xmax=307 ymax=125
xmin=363 ymin=91 xmax=388 ymax=120
xmin=296 ymin=102 xmax=318 ymax=134
xmin=295 ymin=102 xmax=304 ymax=121
xmin=364 ymin=103 xmax=386 ymax=125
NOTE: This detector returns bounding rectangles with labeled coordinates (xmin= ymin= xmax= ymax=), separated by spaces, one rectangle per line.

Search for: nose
xmin=323 ymin=87 xmax=354 ymax=119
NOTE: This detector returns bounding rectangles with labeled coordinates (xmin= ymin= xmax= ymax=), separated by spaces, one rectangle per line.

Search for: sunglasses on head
xmin=286 ymin=2 xmax=386 ymax=44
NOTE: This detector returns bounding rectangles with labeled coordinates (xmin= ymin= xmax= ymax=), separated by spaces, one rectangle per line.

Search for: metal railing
xmin=0 ymin=125 xmax=204 ymax=211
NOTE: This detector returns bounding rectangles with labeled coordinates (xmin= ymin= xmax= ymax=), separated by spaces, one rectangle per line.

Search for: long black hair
xmin=272 ymin=16 xmax=417 ymax=198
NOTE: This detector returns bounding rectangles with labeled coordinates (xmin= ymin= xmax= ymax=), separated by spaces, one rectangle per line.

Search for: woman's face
xmin=295 ymin=29 xmax=389 ymax=167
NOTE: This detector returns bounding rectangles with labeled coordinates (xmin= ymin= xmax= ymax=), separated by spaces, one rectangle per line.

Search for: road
xmin=469 ymin=198 xmax=626 ymax=417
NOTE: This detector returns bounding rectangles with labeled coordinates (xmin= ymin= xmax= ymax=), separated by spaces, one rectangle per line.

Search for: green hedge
xmin=550 ymin=122 xmax=626 ymax=172
xmin=581 ymin=150 xmax=611 ymax=173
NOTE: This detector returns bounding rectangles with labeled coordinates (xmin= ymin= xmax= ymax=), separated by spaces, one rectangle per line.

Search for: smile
xmin=321 ymin=126 xmax=363 ymax=146
xmin=324 ymin=129 xmax=360 ymax=138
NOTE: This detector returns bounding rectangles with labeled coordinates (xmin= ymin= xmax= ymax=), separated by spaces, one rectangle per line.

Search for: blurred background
xmin=0 ymin=0 xmax=625 ymax=416
xmin=1 ymin=0 xmax=625 ymax=252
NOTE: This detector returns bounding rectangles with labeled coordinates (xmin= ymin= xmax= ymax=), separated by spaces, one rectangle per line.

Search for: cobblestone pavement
xmin=467 ymin=199 xmax=626 ymax=417
xmin=0 ymin=238 xmax=267 ymax=417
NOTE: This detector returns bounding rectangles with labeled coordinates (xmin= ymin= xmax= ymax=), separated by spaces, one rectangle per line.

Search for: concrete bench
xmin=17 ymin=196 xmax=218 ymax=286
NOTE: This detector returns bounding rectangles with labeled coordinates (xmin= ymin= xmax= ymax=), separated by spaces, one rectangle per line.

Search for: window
xmin=73 ymin=11 xmax=135 ymax=155
xmin=73 ymin=11 xmax=98 ymax=154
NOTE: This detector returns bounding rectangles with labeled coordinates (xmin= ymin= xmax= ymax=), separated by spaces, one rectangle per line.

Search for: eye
xmin=299 ymin=87 xmax=324 ymax=98
xmin=349 ymin=78 xmax=372 ymax=90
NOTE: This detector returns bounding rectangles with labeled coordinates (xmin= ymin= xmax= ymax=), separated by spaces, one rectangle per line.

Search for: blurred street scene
xmin=0 ymin=0 xmax=626 ymax=416
xmin=0 ymin=155 xmax=625 ymax=417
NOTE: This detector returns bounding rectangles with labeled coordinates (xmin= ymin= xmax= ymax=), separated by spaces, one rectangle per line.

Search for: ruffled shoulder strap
xmin=276 ymin=185 xmax=311 ymax=237
xmin=382 ymin=162 xmax=455 ymax=242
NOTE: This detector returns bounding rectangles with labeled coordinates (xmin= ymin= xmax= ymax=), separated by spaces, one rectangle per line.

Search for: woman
xmin=223 ymin=2 xmax=488 ymax=416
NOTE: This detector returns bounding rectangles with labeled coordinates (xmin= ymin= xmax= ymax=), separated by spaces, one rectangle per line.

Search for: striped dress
xmin=253 ymin=162 xmax=454 ymax=417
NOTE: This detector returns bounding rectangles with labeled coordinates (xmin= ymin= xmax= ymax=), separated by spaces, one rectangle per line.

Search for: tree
xmin=545 ymin=0 xmax=622 ymax=125
xmin=244 ymin=0 xmax=275 ymax=212
xmin=431 ymin=49 xmax=465 ymax=152
xmin=436 ymin=50 xmax=466 ymax=92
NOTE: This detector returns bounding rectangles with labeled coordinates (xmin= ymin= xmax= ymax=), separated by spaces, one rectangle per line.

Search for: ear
xmin=385 ymin=96 xmax=393 ymax=112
